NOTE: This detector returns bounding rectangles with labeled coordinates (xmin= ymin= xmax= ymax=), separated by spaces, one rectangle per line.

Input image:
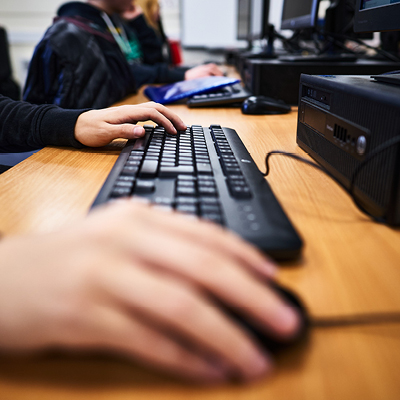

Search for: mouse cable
xmin=310 ymin=312 xmax=400 ymax=328
xmin=262 ymin=135 xmax=400 ymax=224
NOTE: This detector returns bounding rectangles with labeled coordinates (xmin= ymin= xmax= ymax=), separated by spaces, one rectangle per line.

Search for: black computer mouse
xmin=225 ymin=282 xmax=309 ymax=354
xmin=241 ymin=95 xmax=292 ymax=115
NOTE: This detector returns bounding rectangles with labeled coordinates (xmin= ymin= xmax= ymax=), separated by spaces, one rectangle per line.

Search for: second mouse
xmin=241 ymin=96 xmax=291 ymax=115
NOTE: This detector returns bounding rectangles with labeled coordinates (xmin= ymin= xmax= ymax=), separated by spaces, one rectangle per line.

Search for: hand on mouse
xmin=74 ymin=102 xmax=187 ymax=147
xmin=0 ymin=201 xmax=301 ymax=383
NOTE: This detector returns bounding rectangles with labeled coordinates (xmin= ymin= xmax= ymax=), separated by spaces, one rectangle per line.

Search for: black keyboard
xmin=187 ymin=83 xmax=251 ymax=108
xmin=91 ymin=125 xmax=302 ymax=260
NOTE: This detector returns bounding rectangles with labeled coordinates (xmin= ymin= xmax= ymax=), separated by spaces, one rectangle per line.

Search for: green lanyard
xmin=101 ymin=12 xmax=142 ymax=62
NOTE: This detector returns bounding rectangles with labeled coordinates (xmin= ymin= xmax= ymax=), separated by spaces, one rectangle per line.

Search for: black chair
xmin=0 ymin=27 xmax=30 ymax=174
xmin=0 ymin=26 xmax=21 ymax=100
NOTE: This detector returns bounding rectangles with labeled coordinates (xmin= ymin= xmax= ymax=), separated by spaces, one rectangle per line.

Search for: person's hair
xmin=136 ymin=0 xmax=160 ymax=32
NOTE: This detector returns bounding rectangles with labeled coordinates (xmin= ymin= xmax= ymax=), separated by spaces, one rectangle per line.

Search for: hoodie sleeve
xmin=0 ymin=95 xmax=87 ymax=152
xmin=129 ymin=62 xmax=186 ymax=87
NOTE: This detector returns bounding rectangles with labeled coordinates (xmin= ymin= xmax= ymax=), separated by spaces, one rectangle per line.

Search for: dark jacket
xmin=0 ymin=95 xmax=84 ymax=152
xmin=23 ymin=2 xmax=187 ymax=109
xmin=0 ymin=27 xmax=21 ymax=100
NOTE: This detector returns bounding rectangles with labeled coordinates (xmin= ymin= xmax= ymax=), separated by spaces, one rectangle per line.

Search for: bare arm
xmin=0 ymin=201 xmax=300 ymax=383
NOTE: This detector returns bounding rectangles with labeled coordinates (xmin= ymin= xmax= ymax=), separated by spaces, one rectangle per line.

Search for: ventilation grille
xmin=297 ymin=124 xmax=396 ymax=209
xmin=333 ymin=124 xmax=349 ymax=144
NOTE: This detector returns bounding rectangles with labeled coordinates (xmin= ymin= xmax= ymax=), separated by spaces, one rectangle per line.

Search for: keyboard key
xmin=159 ymin=165 xmax=194 ymax=177
xmin=110 ymin=186 xmax=131 ymax=198
xmin=175 ymin=197 xmax=198 ymax=205
xmin=177 ymin=175 xmax=196 ymax=181
xmin=200 ymin=204 xmax=221 ymax=214
xmin=126 ymin=160 xmax=141 ymax=166
xmin=227 ymin=181 xmax=252 ymax=199
xmin=122 ymin=166 xmax=139 ymax=177
xmin=118 ymin=176 xmax=135 ymax=183
xmin=115 ymin=180 xmax=134 ymax=189
xmin=196 ymin=163 xmax=213 ymax=174
xmin=139 ymin=160 xmax=159 ymax=178
xmin=176 ymin=186 xmax=197 ymax=196
xmin=197 ymin=175 xmax=215 ymax=181
xmin=197 ymin=179 xmax=215 ymax=187
xmin=134 ymin=180 xmax=156 ymax=194
xmin=177 ymin=180 xmax=195 ymax=188
xmin=153 ymin=197 xmax=173 ymax=206
xmin=198 ymin=186 xmax=218 ymax=196
xmin=201 ymin=212 xmax=223 ymax=224
xmin=132 ymin=138 xmax=148 ymax=151
xmin=176 ymin=204 xmax=198 ymax=215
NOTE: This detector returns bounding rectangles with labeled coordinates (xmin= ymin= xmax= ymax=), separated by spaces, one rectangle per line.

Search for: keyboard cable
xmin=262 ymin=135 xmax=400 ymax=224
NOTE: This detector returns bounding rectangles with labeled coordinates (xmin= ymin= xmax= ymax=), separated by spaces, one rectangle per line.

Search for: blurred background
xmin=0 ymin=0 xmax=381 ymax=91
xmin=0 ymin=0 xmax=289 ymax=88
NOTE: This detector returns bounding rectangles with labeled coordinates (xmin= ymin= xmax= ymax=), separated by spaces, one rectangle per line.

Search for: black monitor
xmin=281 ymin=0 xmax=320 ymax=30
xmin=354 ymin=0 xmax=400 ymax=32
xmin=237 ymin=0 xmax=251 ymax=40
xmin=245 ymin=0 xmax=270 ymax=41
xmin=235 ymin=0 xmax=274 ymax=58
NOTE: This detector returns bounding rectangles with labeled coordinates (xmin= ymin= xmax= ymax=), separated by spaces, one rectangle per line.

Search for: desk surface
xmin=1 ymin=89 xmax=400 ymax=400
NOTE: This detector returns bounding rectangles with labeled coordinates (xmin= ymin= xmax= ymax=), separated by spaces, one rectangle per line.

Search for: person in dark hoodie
xmin=23 ymin=0 xmax=223 ymax=109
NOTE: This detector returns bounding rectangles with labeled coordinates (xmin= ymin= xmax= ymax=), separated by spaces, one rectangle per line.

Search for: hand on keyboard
xmin=0 ymin=200 xmax=301 ymax=383
xmin=74 ymin=101 xmax=187 ymax=147
xmin=184 ymin=63 xmax=224 ymax=80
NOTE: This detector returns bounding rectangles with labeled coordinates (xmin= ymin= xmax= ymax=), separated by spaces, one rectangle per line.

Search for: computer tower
xmin=296 ymin=74 xmax=400 ymax=225
xmin=242 ymin=58 xmax=400 ymax=104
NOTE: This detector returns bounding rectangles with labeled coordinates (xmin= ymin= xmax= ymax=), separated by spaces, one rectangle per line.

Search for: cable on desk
xmin=310 ymin=312 xmax=400 ymax=328
xmin=263 ymin=135 xmax=400 ymax=224
xmin=315 ymin=27 xmax=400 ymax=62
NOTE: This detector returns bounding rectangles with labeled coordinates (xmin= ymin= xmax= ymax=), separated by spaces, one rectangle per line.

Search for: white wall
xmin=180 ymin=0 xmax=286 ymax=49
xmin=270 ymin=0 xmax=284 ymax=30
xmin=3 ymin=0 xmax=317 ymax=86
xmin=159 ymin=0 xmax=180 ymax=39
xmin=181 ymin=0 xmax=245 ymax=48
xmin=0 ymin=0 xmax=76 ymax=86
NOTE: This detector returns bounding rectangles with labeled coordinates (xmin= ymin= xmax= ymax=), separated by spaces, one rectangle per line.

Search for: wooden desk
xmin=1 ymin=89 xmax=400 ymax=400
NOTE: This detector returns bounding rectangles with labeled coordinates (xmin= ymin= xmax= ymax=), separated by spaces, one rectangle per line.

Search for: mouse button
xmin=246 ymin=96 xmax=258 ymax=103
xmin=256 ymin=95 xmax=290 ymax=107
xmin=256 ymin=95 xmax=276 ymax=102
xmin=241 ymin=99 xmax=258 ymax=114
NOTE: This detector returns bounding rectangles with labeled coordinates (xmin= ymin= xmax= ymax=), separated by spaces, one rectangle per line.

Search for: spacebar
xmin=159 ymin=166 xmax=194 ymax=177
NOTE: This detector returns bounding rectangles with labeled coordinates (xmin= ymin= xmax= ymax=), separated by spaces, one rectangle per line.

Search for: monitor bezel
xmin=237 ymin=0 xmax=252 ymax=40
xmin=280 ymin=0 xmax=320 ymax=31
xmin=354 ymin=0 xmax=400 ymax=33
xmin=247 ymin=0 xmax=270 ymax=41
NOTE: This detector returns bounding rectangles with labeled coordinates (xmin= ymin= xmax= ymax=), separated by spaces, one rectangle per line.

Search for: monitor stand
xmin=241 ymin=24 xmax=278 ymax=60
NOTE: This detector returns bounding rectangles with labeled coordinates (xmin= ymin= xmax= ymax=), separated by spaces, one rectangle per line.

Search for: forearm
xmin=130 ymin=63 xmax=186 ymax=87
xmin=0 ymin=96 xmax=86 ymax=152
